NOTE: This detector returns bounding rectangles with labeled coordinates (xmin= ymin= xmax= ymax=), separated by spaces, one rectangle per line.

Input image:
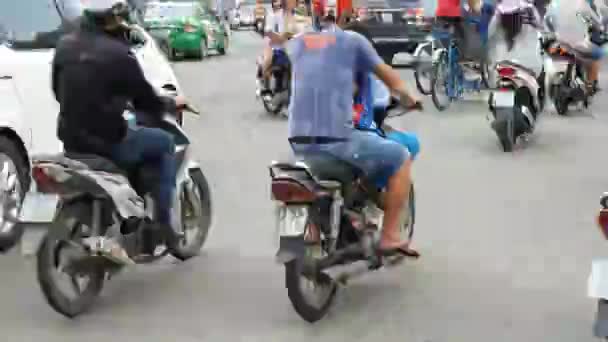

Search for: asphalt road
xmin=2 ymin=18 xmax=608 ymax=342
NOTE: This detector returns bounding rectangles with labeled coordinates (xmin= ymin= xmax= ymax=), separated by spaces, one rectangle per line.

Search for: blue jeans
xmin=110 ymin=127 xmax=176 ymax=225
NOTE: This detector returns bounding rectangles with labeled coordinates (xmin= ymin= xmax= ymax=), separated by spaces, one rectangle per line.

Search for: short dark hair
xmin=343 ymin=21 xmax=374 ymax=44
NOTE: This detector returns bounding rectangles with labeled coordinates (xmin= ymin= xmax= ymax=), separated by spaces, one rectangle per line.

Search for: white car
xmin=0 ymin=0 xmax=183 ymax=244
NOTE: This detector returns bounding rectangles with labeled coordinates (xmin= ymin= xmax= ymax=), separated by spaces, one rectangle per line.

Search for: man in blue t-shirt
xmin=285 ymin=19 xmax=422 ymax=255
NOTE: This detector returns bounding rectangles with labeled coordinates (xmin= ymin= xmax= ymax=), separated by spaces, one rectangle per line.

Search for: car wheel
xmin=0 ymin=135 xmax=29 ymax=253
xmin=167 ymin=46 xmax=178 ymax=61
xmin=199 ymin=40 xmax=209 ymax=59
xmin=218 ymin=35 xmax=229 ymax=55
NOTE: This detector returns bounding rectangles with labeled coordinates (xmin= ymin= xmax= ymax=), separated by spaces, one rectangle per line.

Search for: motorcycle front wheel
xmin=170 ymin=169 xmax=213 ymax=260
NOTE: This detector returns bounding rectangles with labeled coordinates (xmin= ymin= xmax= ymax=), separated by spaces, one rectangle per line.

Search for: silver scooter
xmin=15 ymin=90 xmax=213 ymax=318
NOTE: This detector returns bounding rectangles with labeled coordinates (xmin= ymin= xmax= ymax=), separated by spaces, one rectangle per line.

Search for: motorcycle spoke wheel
xmin=170 ymin=170 xmax=212 ymax=261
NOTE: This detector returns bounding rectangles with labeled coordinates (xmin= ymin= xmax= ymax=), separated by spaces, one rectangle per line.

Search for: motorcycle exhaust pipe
xmin=314 ymin=243 xmax=365 ymax=271
xmin=323 ymin=260 xmax=371 ymax=285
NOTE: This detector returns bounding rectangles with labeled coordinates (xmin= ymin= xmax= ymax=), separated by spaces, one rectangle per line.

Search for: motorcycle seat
xmin=33 ymin=152 xmax=124 ymax=175
xmin=496 ymin=60 xmax=536 ymax=77
xmin=299 ymin=154 xmax=361 ymax=186
xmin=554 ymin=40 xmax=595 ymax=62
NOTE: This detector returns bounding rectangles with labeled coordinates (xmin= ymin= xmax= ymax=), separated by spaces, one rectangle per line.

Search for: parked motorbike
xmin=487 ymin=60 xmax=544 ymax=152
xmin=270 ymin=98 xmax=420 ymax=323
xmin=16 ymin=91 xmax=213 ymax=318
xmin=256 ymin=48 xmax=291 ymax=116
xmin=541 ymin=12 xmax=608 ymax=115
xmin=588 ymin=192 xmax=608 ymax=340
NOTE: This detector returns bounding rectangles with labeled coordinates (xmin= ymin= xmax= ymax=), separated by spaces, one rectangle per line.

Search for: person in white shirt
xmin=257 ymin=1 xmax=285 ymax=93
xmin=488 ymin=0 xmax=542 ymax=51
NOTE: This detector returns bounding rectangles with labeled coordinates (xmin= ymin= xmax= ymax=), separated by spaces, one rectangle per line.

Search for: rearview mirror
xmin=544 ymin=14 xmax=556 ymax=32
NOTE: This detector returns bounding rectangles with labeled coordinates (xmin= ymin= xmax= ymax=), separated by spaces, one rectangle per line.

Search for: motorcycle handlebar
xmin=385 ymin=96 xmax=424 ymax=118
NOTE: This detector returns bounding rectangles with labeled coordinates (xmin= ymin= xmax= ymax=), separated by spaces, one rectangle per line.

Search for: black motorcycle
xmin=269 ymin=99 xmax=421 ymax=323
xmin=542 ymin=12 xmax=608 ymax=115
xmin=488 ymin=60 xmax=545 ymax=152
xmin=256 ymin=48 xmax=291 ymax=116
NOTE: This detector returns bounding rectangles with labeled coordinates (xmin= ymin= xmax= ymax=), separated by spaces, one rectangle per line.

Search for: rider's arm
xmin=351 ymin=33 xmax=416 ymax=105
xmin=468 ymin=0 xmax=481 ymax=13
xmin=117 ymin=51 xmax=177 ymax=118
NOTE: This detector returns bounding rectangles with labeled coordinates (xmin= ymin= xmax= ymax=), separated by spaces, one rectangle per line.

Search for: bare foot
xmin=379 ymin=234 xmax=419 ymax=258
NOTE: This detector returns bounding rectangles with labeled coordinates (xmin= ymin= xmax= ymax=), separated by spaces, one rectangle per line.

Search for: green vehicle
xmin=143 ymin=1 xmax=229 ymax=60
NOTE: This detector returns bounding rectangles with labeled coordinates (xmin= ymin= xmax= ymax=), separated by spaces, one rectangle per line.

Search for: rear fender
xmin=494 ymin=78 xmax=540 ymax=113
xmin=46 ymin=199 xmax=93 ymax=241
xmin=70 ymin=169 xmax=146 ymax=219
xmin=276 ymin=235 xmax=305 ymax=264
xmin=271 ymin=178 xmax=317 ymax=203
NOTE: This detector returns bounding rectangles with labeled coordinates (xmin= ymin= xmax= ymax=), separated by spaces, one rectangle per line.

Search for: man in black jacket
xmin=53 ymin=0 xmax=185 ymax=257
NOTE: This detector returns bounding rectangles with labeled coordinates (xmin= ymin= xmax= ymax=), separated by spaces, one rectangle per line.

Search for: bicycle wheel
xmin=413 ymin=42 xmax=433 ymax=95
xmin=431 ymin=49 xmax=451 ymax=111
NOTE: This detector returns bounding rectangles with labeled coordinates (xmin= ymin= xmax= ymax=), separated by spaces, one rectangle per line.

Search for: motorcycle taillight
xmin=598 ymin=209 xmax=608 ymax=239
xmin=32 ymin=165 xmax=68 ymax=194
xmin=271 ymin=179 xmax=316 ymax=203
xmin=497 ymin=66 xmax=516 ymax=78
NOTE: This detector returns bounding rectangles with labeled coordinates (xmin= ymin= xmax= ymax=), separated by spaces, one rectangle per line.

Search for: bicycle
xmin=430 ymin=14 xmax=492 ymax=111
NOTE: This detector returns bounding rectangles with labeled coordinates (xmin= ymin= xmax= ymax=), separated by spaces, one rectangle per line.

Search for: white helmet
xmin=62 ymin=0 xmax=129 ymax=23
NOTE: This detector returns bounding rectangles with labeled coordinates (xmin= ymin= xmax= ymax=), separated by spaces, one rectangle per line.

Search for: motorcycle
xmin=487 ymin=60 xmax=544 ymax=152
xmin=541 ymin=12 xmax=608 ymax=115
xmin=588 ymin=192 xmax=608 ymax=340
xmin=15 ymin=91 xmax=213 ymax=318
xmin=270 ymin=98 xmax=420 ymax=323
xmin=256 ymin=48 xmax=291 ymax=116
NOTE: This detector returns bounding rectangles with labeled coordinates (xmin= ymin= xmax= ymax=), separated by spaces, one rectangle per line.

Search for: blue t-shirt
xmin=285 ymin=27 xmax=384 ymax=139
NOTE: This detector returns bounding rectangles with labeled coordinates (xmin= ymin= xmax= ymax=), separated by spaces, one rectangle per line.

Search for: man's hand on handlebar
xmin=175 ymin=95 xmax=187 ymax=109
xmin=399 ymin=93 xmax=424 ymax=111
xmin=174 ymin=95 xmax=200 ymax=115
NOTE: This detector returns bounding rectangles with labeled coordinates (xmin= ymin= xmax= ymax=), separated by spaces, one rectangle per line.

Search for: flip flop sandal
xmin=378 ymin=244 xmax=420 ymax=259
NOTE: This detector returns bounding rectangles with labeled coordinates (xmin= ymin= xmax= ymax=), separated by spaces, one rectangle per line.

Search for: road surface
xmin=1 ymin=18 xmax=607 ymax=342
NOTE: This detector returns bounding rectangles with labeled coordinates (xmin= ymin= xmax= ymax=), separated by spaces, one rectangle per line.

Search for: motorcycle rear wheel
xmin=285 ymin=258 xmax=337 ymax=323
xmin=36 ymin=203 xmax=105 ymax=318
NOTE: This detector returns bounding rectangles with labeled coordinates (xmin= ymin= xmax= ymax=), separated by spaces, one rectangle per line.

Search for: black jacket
xmin=52 ymin=23 xmax=175 ymax=156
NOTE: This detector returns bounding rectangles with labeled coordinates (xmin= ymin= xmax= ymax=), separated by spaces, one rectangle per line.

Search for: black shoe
xmin=158 ymin=223 xmax=184 ymax=249
xmin=141 ymin=225 xmax=161 ymax=255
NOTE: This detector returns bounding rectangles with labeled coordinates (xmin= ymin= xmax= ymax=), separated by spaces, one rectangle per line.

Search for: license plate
xmin=493 ymin=91 xmax=515 ymax=107
xmin=20 ymin=226 xmax=47 ymax=257
xmin=589 ymin=259 xmax=608 ymax=299
xmin=275 ymin=205 xmax=308 ymax=238
xmin=19 ymin=192 xmax=58 ymax=223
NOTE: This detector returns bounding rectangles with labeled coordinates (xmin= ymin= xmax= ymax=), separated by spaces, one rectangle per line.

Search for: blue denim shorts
xmin=291 ymin=130 xmax=408 ymax=188
xmin=591 ymin=45 xmax=605 ymax=61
